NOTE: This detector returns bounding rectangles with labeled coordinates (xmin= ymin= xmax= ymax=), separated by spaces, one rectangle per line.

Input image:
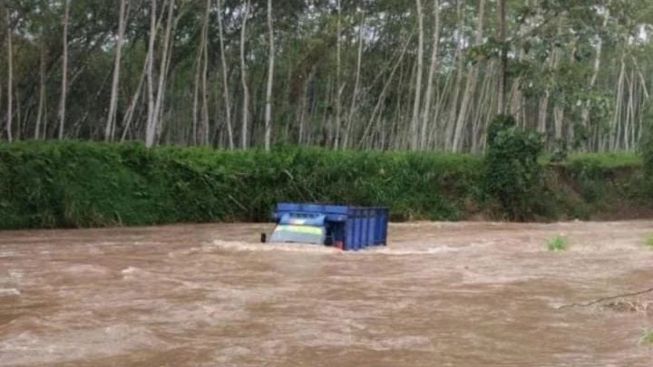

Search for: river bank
xmin=0 ymin=141 xmax=651 ymax=229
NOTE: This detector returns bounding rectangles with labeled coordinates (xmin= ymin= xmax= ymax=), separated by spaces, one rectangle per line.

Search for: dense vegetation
xmin=1 ymin=1 xmax=653 ymax=153
xmin=2 ymin=2 xmax=652 ymax=229
xmin=485 ymin=115 xmax=544 ymax=220
xmin=0 ymin=141 xmax=649 ymax=230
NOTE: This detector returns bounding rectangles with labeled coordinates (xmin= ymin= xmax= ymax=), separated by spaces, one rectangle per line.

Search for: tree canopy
xmin=1 ymin=0 xmax=652 ymax=152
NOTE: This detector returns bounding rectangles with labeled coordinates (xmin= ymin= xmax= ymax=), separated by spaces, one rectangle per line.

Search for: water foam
xmin=211 ymin=240 xmax=341 ymax=254
xmin=0 ymin=288 xmax=20 ymax=297
xmin=370 ymin=244 xmax=466 ymax=255
xmin=210 ymin=239 xmax=482 ymax=256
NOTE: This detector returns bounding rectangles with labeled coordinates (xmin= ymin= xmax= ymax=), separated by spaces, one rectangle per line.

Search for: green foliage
xmin=550 ymin=140 xmax=569 ymax=163
xmin=0 ymin=141 xmax=483 ymax=229
xmin=640 ymin=329 xmax=653 ymax=345
xmin=641 ymin=116 xmax=653 ymax=178
xmin=0 ymin=141 xmax=649 ymax=230
xmin=646 ymin=236 xmax=653 ymax=249
xmin=556 ymin=153 xmax=646 ymax=215
xmin=547 ymin=235 xmax=569 ymax=252
xmin=484 ymin=115 xmax=545 ymax=220
xmin=567 ymin=153 xmax=643 ymax=169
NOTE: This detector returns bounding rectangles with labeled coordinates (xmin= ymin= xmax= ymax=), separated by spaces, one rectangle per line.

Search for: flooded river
xmin=1 ymin=221 xmax=652 ymax=366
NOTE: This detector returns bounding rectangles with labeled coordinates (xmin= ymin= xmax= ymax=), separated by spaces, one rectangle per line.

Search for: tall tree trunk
xmin=472 ymin=62 xmax=494 ymax=153
xmin=334 ymin=0 xmax=342 ymax=149
xmin=359 ymin=33 xmax=413 ymax=148
xmin=554 ymin=41 xmax=577 ymax=142
xmin=471 ymin=64 xmax=495 ymax=152
xmin=610 ymin=55 xmax=626 ymax=151
xmin=419 ymin=0 xmax=440 ymax=150
xmin=410 ymin=0 xmax=424 ymax=150
xmin=431 ymin=63 xmax=453 ymax=149
xmin=120 ymin=55 xmax=147 ymax=142
xmin=35 ymin=36 xmax=47 ymax=140
xmin=147 ymin=0 xmax=174 ymax=148
xmin=15 ymin=88 xmax=21 ymax=140
xmin=632 ymin=57 xmax=649 ymax=148
xmin=508 ymin=46 xmax=526 ymax=126
xmin=155 ymin=2 xmax=176 ymax=143
xmin=445 ymin=0 xmax=464 ymax=151
xmin=507 ymin=0 xmax=530 ymax=128
xmin=496 ymin=0 xmax=507 ymax=114
xmin=240 ymin=0 xmax=251 ymax=149
xmin=581 ymin=4 xmax=610 ymax=133
xmin=58 ymin=0 xmax=70 ymax=140
xmin=216 ymin=0 xmax=234 ymax=149
xmin=297 ymin=71 xmax=309 ymax=145
xmin=200 ymin=0 xmax=210 ymax=145
xmin=537 ymin=90 xmax=550 ymax=135
xmin=625 ymin=68 xmax=635 ymax=151
xmin=553 ymin=103 xmax=564 ymax=140
xmin=344 ymin=14 xmax=365 ymax=149
xmin=192 ymin=0 xmax=209 ymax=145
xmin=192 ymin=51 xmax=201 ymax=144
xmin=145 ymin=0 xmax=157 ymax=146
xmin=264 ymin=0 xmax=274 ymax=151
xmin=6 ymin=11 xmax=13 ymax=142
xmin=120 ymin=2 xmax=168 ymax=145
xmin=105 ymin=0 xmax=128 ymax=141
xmin=537 ymin=34 xmax=561 ymax=137
xmin=452 ymin=0 xmax=485 ymax=152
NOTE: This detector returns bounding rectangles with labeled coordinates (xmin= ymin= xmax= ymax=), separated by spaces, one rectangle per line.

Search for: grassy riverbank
xmin=0 ymin=141 xmax=650 ymax=229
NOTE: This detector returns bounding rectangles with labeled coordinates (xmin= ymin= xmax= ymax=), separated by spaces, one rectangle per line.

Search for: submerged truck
xmin=266 ymin=203 xmax=389 ymax=251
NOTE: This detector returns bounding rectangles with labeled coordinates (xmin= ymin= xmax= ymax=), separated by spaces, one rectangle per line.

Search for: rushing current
xmin=1 ymin=221 xmax=652 ymax=366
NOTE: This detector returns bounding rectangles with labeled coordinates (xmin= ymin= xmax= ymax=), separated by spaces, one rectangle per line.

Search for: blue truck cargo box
xmin=271 ymin=203 xmax=389 ymax=251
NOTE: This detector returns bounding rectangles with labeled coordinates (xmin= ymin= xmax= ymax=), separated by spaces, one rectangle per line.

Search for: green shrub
xmin=640 ymin=329 xmax=653 ymax=345
xmin=642 ymin=114 xmax=653 ymax=176
xmin=646 ymin=236 xmax=653 ymax=249
xmin=640 ymin=116 xmax=653 ymax=199
xmin=484 ymin=115 xmax=545 ymax=220
xmin=547 ymin=236 xmax=569 ymax=252
xmin=0 ymin=141 xmax=483 ymax=229
xmin=0 ymin=141 xmax=648 ymax=230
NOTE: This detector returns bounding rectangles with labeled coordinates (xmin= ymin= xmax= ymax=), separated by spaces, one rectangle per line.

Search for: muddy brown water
xmin=1 ymin=221 xmax=652 ymax=366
